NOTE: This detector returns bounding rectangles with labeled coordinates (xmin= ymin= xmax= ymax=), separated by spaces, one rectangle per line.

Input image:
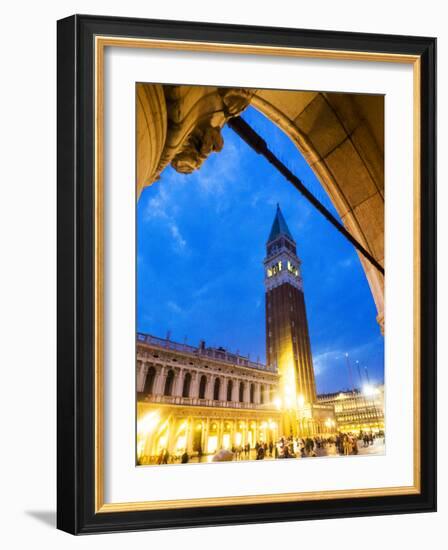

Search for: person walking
xmin=181 ymin=451 xmax=189 ymax=463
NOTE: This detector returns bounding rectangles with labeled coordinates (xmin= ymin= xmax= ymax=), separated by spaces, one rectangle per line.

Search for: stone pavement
xmin=185 ymin=437 xmax=385 ymax=464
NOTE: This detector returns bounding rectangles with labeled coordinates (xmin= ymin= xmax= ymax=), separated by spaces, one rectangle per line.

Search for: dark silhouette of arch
xmin=239 ymin=382 xmax=244 ymax=402
xmin=182 ymin=372 xmax=191 ymax=397
xmin=227 ymin=380 xmax=233 ymax=401
xmin=199 ymin=375 xmax=207 ymax=399
xmin=250 ymin=383 xmax=255 ymax=403
xmin=164 ymin=369 xmax=175 ymax=396
xmin=143 ymin=365 xmax=156 ymax=395
xmin=213 ymin=377 xmax=221 ymax=401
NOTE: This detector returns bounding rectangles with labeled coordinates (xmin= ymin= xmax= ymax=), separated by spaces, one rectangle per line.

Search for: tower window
xmin=269 ymin=261 xmax=282 ymax=277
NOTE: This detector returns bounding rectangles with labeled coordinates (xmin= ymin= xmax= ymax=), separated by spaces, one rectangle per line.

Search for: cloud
xmin=144 ymin=168 xmax=186 ymax=217
xmin=142 ymin=171 xmax=189 ymax=255
xmin=169 ymin=222 xmax=187 ymax=251
xmin=192 ymin=136 xmax=243 ymax=212
xmin=313 ymin=337 xmax=383 ymax=379
xmin=338 ymin=256 xmax=355 ymax=269
xmin=167 ymin=300 xmax=183 ymax=315
xmin=313 ymin=349 xmax=346 ymax=376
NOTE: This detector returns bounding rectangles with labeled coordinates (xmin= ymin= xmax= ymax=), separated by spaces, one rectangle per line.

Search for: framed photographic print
xmin=57 ymin=14 xmax=436 ymax=534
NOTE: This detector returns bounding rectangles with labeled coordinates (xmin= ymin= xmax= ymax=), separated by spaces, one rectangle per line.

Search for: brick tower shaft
xmin=264 ymin=205 xmax=317 ymax=411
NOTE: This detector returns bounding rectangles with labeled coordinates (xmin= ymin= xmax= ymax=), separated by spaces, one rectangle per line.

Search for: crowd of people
xmin=142 ymin=430 xmax=384 ymax=465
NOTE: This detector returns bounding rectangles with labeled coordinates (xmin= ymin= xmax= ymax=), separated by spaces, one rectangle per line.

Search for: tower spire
xmin=267 ymin=204 xmax=294 ymax=243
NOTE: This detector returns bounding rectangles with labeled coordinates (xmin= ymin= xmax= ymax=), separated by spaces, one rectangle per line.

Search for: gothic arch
xmin=250 ymin=90 xmax=384 ymax=329
xmin=137 ymin=84 xmax=384 ymax=331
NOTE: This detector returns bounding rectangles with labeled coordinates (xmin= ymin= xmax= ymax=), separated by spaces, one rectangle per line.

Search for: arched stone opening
xmin=163 ymin=369 xmax=175 ymax=397
xmin=143 ymin=366 xmax=156 ymax=395
xmin=182 ymin=372 xmax=191 ymax=398
xmin=239 ymin=382 xmax=244 ymax=403
xmin=213 ymin=377 xmax=221 ymax=401
xmin=198 ymin=375 xmax=207 ymax=399
xmin=227 ymin=379 xmax=233 ymax=401
xmin=136 ymin=84 xmax=384 ymax=332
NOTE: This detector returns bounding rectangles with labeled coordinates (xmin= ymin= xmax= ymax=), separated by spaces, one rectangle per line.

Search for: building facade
xmin=317 ymin=386 xmax=385 ymax=434
xmin=136 ymin=333 xmax=282 ymax=463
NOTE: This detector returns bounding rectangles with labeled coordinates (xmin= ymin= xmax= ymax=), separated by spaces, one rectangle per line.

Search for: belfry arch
xmin=137 ymin=84 xmax=384 ymax=331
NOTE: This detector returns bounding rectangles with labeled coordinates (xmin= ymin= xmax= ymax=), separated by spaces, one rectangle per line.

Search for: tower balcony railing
xmin=137 ymin=332 xmax=276 ymax=372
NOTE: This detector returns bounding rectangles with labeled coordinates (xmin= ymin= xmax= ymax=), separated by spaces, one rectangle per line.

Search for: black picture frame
xmin=57 ymin=14 xmax=436 ymax=535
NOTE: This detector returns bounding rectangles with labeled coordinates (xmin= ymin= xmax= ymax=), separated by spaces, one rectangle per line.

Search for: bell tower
xmin=264 ymin=205 xmax=317 ymax=427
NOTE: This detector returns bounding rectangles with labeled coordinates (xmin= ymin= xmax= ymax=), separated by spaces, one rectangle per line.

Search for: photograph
xmin=54 ymin=11 xmax=435 ymax=535
xmin=135 ymin=84 xmax=386 ymax=466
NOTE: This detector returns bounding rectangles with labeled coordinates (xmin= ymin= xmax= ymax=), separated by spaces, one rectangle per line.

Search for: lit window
xmin=287 ymin=261 xmax=299 ymax=276
xmin=269 ymin=261 xmax=282 ymax=277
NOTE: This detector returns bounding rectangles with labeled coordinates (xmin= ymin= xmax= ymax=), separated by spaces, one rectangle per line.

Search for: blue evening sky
xmin=137 ymin=106 xmax=384 ymax=394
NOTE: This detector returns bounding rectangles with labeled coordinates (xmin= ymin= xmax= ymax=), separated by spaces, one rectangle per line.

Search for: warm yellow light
xmin=207 ymin=435 xmax=218 ymax=453
xmin=235 ymin=432 xmax=242 ymax=446
xmin=222 ymin=433 xmax=231 ymax=449
xmin=274 ymin=397 xmax=282 ymax=410
xmin=176 ymin=436 xmax=186 ymax=450
xmin=363 ymin=384 xmax=379 ymax=397
xmin=137 ymin=440 xmax=145 ymax=458
xmin=137 ymin=411 xmax=160 ymax=436
xmin=176 ymin=421 xmax=187 ymax=435
xmin=297 ymin=394 xmax=305 ymax=408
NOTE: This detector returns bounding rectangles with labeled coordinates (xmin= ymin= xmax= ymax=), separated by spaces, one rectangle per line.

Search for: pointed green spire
xmin=267 ymin=204 xmax=295 ymax=243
